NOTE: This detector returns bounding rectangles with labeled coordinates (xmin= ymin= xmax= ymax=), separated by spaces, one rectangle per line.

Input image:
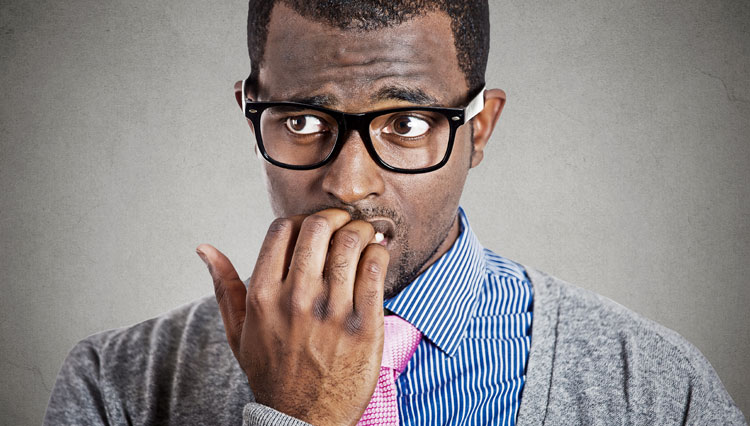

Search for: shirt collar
xmin=384 ymin=207 xmax=486 ymax=357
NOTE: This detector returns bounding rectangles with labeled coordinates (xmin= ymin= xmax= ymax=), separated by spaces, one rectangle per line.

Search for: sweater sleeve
xmin=243 ymin=403 xmax=314 ymax=426
xmin=43 ymin=340 xmax=111 ymax=426
xmin=679 ymin=343 xmax=747 ymax=425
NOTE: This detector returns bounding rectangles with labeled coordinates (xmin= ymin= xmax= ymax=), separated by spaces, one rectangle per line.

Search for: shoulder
xmin=530 ymin=267 xmax=699 ymax=356
xmin=46 ymin=295 xmax=249 ymax=425
xmin=80 ymin=295 xmax=224 ymax=354
xmin=517 ymin=268 xmax=746 ymax=425
xmin=64 ymin=295 xmax=232 ymax=387
xmin=526 ymin=268 xmax=714 ymax=373
xmin=76 ymin=294 xmax=237 ymax=393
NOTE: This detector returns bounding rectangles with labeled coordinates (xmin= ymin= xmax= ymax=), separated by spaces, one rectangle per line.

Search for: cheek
xmin=431 ymin=130 xmax=473 ymax=198
xmin=395 ymin=153 xmax=470 ymax=229
xmin=452 ymin=125 xmax=475 ymax=169
xmin=427 ymin=136 xmax=471 ymax=217
xmin=261 ymin=165 xmax=316 ymax=217
xmin=261 ymin=167 xmax=284 ymax=217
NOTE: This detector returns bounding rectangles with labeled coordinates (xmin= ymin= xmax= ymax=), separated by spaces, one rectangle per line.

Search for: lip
xmin=367 ymin=218 xmax=396 ymax=248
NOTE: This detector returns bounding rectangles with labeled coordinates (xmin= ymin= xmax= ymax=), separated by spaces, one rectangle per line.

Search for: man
xmin=44 ymin=0 xmax=746 ymax=425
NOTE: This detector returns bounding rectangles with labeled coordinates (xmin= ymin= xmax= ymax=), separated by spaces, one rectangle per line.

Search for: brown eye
xmin=285 ymin=115 xmax=327 ymax=135
xmin=289 ymin=117 xmax=306 ymax=131
xmin=385 ymin=115 xmax=430 ymax=137
xmin=393 ymin=117 xmax=411 ymax=134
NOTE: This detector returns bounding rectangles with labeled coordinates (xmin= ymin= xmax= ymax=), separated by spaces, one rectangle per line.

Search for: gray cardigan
xmin=45 ymin=268 xmax=747 ymax=425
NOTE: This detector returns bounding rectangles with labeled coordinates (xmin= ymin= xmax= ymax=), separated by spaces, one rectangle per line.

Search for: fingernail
xmin=196 ymin=248 xmax=208 ymax=266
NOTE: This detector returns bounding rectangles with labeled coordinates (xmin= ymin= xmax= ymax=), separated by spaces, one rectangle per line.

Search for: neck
xmin=415 ymin=214 xmax=461 ymax=277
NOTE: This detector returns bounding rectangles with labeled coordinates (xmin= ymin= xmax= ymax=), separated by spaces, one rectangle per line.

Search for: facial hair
xmin=304 ymin=204 xmax=455 ymax=299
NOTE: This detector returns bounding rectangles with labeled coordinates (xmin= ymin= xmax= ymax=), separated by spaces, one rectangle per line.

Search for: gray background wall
xmin=1 ymin=0 xmax=748 ymax=423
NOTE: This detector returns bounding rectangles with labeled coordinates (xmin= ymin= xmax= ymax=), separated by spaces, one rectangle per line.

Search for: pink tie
xmin=358 ymin=315 xmax=422 ymax=426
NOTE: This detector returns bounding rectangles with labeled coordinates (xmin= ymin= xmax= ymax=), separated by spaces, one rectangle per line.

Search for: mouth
xmin=367 ymin=218 xmax=396 ymax=249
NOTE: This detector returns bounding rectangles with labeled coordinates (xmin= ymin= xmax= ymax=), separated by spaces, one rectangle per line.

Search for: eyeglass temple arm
xmin=463 ymin=86 xmax=486 ymax=124
xmin=242 ymin=79 xmax=248 ymax=113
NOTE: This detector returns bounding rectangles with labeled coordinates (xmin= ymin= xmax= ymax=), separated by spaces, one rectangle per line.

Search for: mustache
xmin=302 ymin=204 xmax=403 ymax=227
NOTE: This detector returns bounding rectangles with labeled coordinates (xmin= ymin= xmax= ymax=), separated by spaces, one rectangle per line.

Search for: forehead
xmin=256 ymin=3 xmax=468 ymax=109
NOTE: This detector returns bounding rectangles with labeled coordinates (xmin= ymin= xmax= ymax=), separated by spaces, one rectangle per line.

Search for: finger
xmin=352 ymin=243 xmax=389 ymax=330
xmin=286 ymin=209 xmax=351 ymax=296
xmin=251 ymin=215 xmax=304 ymax=288
xmin=196 ymin=244 xmax=246 ymax=354
xmin=325 ymin=220 xmax=376 ymax=316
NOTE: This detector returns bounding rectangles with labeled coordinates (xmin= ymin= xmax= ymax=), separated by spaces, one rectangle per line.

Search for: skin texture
xmin=198 ymin=4 xmax=506 ymax=425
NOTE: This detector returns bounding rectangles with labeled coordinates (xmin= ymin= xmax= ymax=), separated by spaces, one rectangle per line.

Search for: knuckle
xmin=302 ymin=214 xmax=330 ymax=236
xmin=267 ymin=217 xmax=293 ymax=236
xmin=363 ymin=260 xmax=383 ymax=280
xmin=325 ymin=299 xmax=347 ymax=321
xmin=246 ymin=288 xmax=268 ymax=310
xmin=288 ymin=293 xmax=312 ymax=316
xmin=344 ymin=312 xmax=363 ymax=335
xmin=334 ymin=229 xmax=360 ymax=249
xmin=329 ymin=252 xmax=350 ymax=270
xmin=213 ymin=277 xmax=227 ymax=300
xmin=312 ymin=294 xmax=330 ymax=320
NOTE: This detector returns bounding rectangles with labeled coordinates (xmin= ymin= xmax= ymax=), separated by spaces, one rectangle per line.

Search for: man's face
xmin=245 ymin=4 xmax=496 ymax=298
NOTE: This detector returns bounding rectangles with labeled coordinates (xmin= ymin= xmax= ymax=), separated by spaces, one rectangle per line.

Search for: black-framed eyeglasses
xmin=242 ymin=80 xmax=485 ymax=174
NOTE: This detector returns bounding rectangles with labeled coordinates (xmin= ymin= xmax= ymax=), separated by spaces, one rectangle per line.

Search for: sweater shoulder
xmin=72 ymin=296 xmax=226 ymax=376
xmin=80 ymin=294 xmax=223 ymax=356
xmin=70 ymin=294 xmax=230 ymax=393
xmin=47 ymin=295 xmax=250 ymax=425
xmin=528 ymin=268 xmax=709 ymax=371
xmin=554 ymin=274 xmax=701 ymax=360
xmin=518 ymin=267 xmax=746 ymax=425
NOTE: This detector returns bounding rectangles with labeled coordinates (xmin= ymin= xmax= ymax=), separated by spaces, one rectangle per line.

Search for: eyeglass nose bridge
xmin=326 ymin=111 xmax=384 ymax=169
xmin=336 ymin=111 xmax=373 ymax=137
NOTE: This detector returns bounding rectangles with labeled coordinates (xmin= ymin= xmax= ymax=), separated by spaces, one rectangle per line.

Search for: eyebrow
xmin=371 ymin=86 xmax=438 ymax=106
xmin=285 ymin=86 xmax=439 ymax=109
xmin=288 ymin=94 xmax=340 ymax=108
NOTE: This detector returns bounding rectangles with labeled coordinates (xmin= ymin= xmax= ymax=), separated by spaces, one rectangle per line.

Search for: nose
xmin=321 ymin=130 xmax=385 ymax=204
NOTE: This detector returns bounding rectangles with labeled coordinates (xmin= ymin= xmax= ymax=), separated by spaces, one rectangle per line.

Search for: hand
xmin=196 ymin=209 xmax=389 ymax=426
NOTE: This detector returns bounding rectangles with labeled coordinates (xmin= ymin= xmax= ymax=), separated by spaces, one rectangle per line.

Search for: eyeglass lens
xmin=259 ymin=106 xmax=451 ymax=170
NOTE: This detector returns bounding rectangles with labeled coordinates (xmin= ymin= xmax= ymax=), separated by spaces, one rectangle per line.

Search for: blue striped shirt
xmin=383 ymin=207 xmax=533 ymax=426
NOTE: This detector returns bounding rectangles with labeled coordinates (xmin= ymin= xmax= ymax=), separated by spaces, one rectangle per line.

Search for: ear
xmin=469 ymin=88 xmax=506 ymax=168
xmin=234 ymin=80 xmax=257 ymax=107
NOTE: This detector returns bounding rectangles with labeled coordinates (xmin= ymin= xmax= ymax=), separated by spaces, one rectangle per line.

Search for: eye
xmin=285 ymin=115 xmax=328 ymax=135
xmin=383 ymin=115 xmax=431 ymax=138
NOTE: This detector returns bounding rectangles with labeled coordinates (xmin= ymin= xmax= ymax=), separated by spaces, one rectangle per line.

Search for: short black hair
xmin=246 ymin=0 xmax=490 ymax=93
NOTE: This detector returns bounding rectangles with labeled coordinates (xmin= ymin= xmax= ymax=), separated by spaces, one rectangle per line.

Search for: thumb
xmin=196 ymin=243 xmax=246 ymax=353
